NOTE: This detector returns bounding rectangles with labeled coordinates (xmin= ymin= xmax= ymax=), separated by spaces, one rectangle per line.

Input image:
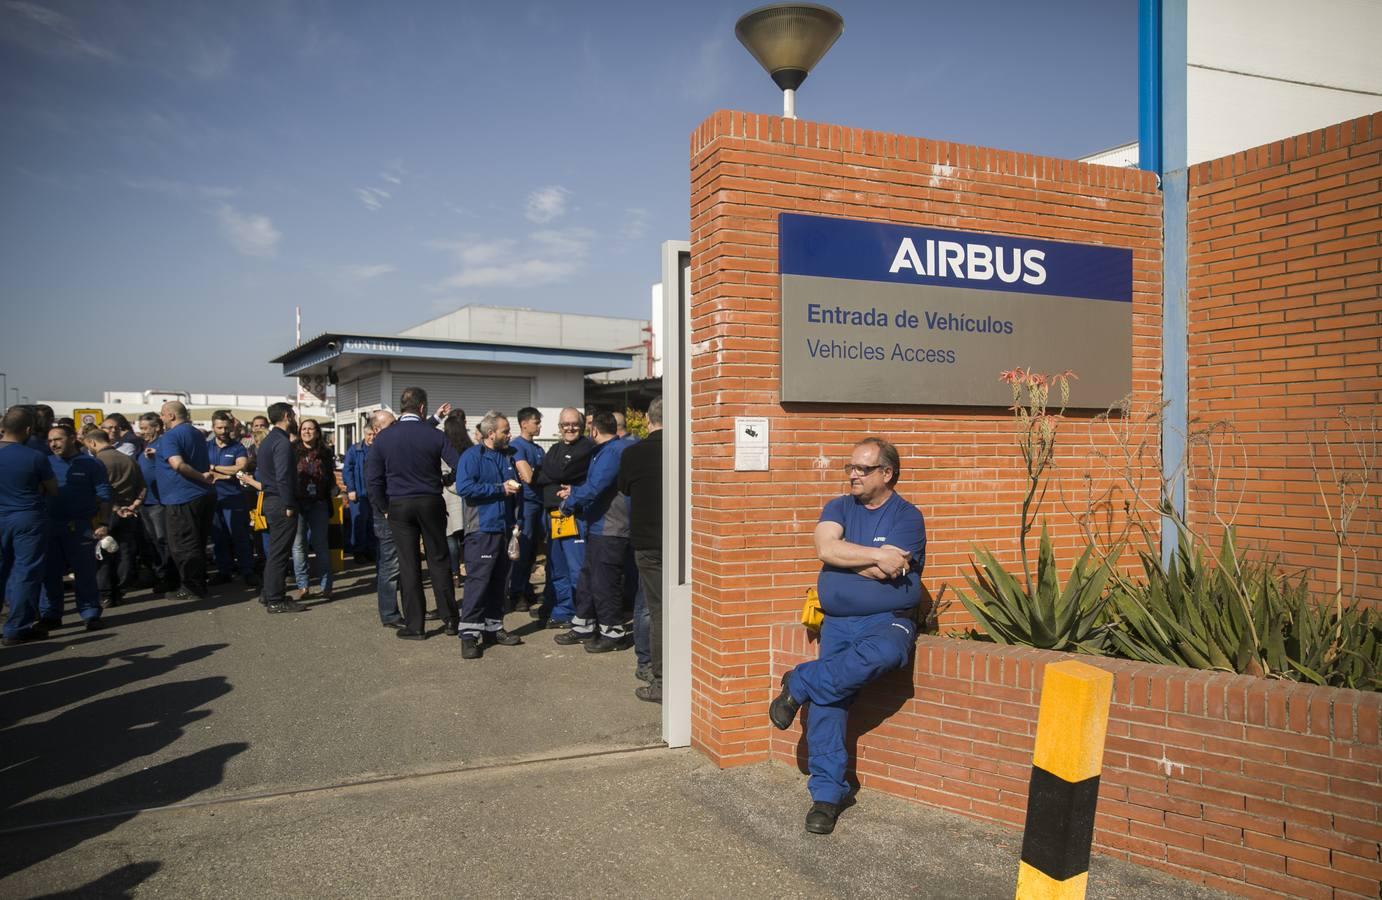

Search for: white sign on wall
xmin=734 ymin=417 xmax=769 ymax=471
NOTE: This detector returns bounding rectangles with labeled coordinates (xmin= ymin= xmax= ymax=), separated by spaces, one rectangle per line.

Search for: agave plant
xmin=958 ymin=526 xmax=1113 ymax=653
xmin=1106 ymin=527 xmax=1382 ymax=690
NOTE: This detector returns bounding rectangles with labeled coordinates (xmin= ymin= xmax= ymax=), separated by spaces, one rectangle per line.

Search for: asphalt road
xmin=0 ymin=565 xmax=1229 ymax=898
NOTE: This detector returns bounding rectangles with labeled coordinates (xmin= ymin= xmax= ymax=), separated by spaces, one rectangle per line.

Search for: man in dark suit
xmin=367 ymin=386 xmax=461 ymax=640
xmin=256 ymin=402 xmax=304 ymax=614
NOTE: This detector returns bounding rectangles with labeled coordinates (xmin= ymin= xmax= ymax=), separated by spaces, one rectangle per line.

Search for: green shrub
xmin=958 ymin=526 xmax=1112 ymax=654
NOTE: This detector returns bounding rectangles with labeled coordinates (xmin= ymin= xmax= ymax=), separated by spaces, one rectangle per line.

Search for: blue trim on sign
xmin=1160 ymin=0 xmax=1189 ymax=569
xmin=778 ymin=213 xmax=1133 ymax=302
xmin=1138 ymin=0 xmax=1162 ymax=174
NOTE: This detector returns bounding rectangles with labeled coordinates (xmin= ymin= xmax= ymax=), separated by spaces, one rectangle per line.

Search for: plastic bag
xmin=507 ymin=524 xmax=521 ymax=561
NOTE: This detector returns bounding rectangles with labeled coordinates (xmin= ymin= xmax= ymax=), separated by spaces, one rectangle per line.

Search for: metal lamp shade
xmin=734 ymin=3 xmax=844 ymax=92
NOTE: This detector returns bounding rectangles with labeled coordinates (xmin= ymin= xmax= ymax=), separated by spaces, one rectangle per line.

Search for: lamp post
xmin=735 ymin=3 xmax=844 ymax=120
xmin=0 ymin=374 xmax=6 ymax=409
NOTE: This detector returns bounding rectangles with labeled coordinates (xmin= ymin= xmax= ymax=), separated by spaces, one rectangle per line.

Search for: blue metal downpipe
xmin=1138 ymin=0 xmax=1163 ymax=174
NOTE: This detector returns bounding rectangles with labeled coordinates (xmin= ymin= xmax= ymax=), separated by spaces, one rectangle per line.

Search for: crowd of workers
xmin=0 ymin=391 xmax=664 ymax=703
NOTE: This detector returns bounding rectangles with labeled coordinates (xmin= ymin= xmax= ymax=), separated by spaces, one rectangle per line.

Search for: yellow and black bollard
xmin=328 ymin=496 xmax=345 ymax=574
xmin=1015 ymin=660 xmax=1114 ymax=900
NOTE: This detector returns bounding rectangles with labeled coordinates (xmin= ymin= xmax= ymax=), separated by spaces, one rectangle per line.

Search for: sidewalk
xmin=0 ymin=567 xmax=1228 ymax=898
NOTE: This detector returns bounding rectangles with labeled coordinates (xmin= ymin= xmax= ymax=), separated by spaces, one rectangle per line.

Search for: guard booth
xmin=271 ymin=333 xmax=633 ymax=451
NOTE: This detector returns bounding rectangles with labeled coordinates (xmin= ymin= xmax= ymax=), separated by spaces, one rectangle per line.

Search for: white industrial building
xmin=1084 ymin=0 xmax=1380 ymax=167
xmin=272 ymin=305 xmax=640 ymax=450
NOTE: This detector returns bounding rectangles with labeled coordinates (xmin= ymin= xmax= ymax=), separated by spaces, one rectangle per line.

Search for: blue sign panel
xmin=779 ymin=213 xmax=1132 ymax=303
xmin=778 ymin=213 xmax=1135 ymax=407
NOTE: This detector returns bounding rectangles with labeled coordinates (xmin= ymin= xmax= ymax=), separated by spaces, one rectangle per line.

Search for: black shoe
xmin=209 ymin=573 xmax=232 ymax=586
xmin=173 ymin=588 xmax=192 ymax=601
xmin=443 ymin=619 xmax=459 ymax=637
xmin=267 ymin=600 xmax=307 ymax=614
xmin=769 ymin=672 xmax=802 ymax=730
xmin=39 ymin=617 xmax=62 ymax=630
xmin=1 ymin=627 xmax=48 ymax=646
xmin=83 ymin=618 xmax=106 ymax=631
xmin=483 ymin=629 xmax=523 ymax=647
xmin=635 ymin=682 xmax=662 ymax=704
xmin=460 ymin=636 xmax=483 ymax=659
xmin=100 ymin=595 xmax=121 ymax=609
xmin=381 ymin=619 xmax=403 ymax=629
xmin=553 ymin=629 xmax=595 ymax=645
xmin=545 ymin=618 xmax=570 ymax=630
xmin=528 ymin=605 xmax=544 ymax=620
xmin=585 ymin=634 xmax=633 ymax=654
xmin=635 ymin=664 xmax=655 ymax=684
xmin=424 ymin=610 xmax=441 ymax=621
xmin=804 ymin=801 xmax=840 ymax=835
xmin=245 ymin=573 xmax=261 ymax=590
xmin=395 ymin=628 xmax=426 ymax=640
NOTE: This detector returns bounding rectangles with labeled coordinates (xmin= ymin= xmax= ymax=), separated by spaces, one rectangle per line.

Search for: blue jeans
xmin=212 ymin=498 xmax=255 ymax=577
xmin=786 ymin=611 xmax=916 ymax=804
xmin=539 ymin=516 xmax=584 ymax=624
xmin=1 ymin=513 xmax=47 ymax=638
xmin=292 ymin=499 xmax=332 ymax=593
xmin=39 ymin=521 xmax=102 ymax=624
xmin=507 ymin=501 xmax=543 ymax=599
xmin=373 ymin=512 xmax=400 ymax=623
xmin=347 ymin=497 xmax=375 ymax=557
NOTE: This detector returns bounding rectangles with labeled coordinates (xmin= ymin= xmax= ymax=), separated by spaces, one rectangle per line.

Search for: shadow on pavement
xmin=32 ymin=860 xmax=162 ymax=899
xmin=0 ymin=667 xmax=247 ymax=879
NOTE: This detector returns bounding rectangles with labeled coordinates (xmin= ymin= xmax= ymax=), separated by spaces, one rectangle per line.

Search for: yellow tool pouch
xmin=801 ymin=588 xmax=823 ymax=632
xmin=549 ymin=509 xmax=578 ymax=539
xmin=249 ymin=492 xmax=267 ymax=532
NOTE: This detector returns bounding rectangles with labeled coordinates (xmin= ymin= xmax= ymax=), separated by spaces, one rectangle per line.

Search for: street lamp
xmin=735 ymin=3 xmax=844 ymax=120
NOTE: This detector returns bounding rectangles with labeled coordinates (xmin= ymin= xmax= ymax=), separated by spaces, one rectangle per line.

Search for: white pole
xmin=783 ymin=88 xmax=796 ymax=119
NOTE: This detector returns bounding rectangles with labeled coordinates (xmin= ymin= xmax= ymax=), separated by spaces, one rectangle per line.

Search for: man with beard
xmin=454 ymin=411 xmax=523 ymax=658
xmin=533 ymin=406 xmax=594 ymax=628
xmin=39 ymin=425 xmax=113 ymax=631
xmin=207 ymin=411 xmax=257 ymax=589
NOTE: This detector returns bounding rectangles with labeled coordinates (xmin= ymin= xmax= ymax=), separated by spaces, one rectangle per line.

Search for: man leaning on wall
xmin=769 ymin=436 xmax=926 ymax=835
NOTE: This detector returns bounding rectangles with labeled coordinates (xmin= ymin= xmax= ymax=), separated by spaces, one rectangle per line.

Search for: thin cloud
xmin=430 ymin=227 xmax=592 ymax=290
xmin=620 ymin=207 xmax=649 ymax=242
xmin=187 ymin=41 xmax=233 ymax=80
xmin=218 ymin=205 xmax=280 ymax=258
xmin=3 ymin=1 xmax=118 ymax=61
xmin=123 ymin=176 xmax=236 ymax=199
xmin=342 ymin=263 xmax=396 ymax=282
xmin=525 ymin=185 xmax=571 ymax=224
xmin=355 ymin=186 xmax=391 ymax=211
xmin=684 ymin=36 xmax=728 ymax=103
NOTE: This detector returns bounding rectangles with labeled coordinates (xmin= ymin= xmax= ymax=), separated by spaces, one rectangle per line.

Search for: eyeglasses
xmin=843 ymin=463 xmax=884 ymax=477
xmin=559 ymin=423 xmax=582 ymax=430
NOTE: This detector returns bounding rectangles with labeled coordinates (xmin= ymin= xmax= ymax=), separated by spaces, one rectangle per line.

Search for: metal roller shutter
xmin=388 ymin=373 xmax=532 ymax=418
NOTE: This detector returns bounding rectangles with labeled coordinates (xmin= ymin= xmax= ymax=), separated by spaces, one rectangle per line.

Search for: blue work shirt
xmin=156 ymin=422 xmax=213 ymax=506
xmin=509 ymin=436 xmax=545 ymax=507
xmin=456 ymin=443 xmax=517 ymax=534
xmin=26 ymin=435 xmax=51 ymax=455
xmin=138 ymin=440 xmax=162 ymax=507
xmin=566 ymin=438 xmax=629 ymax=538
xmin=342 ymin=441 xmax=370 ymax=499
xmin=209 ymin=438 xmax=248 ymax=507
xmin=48 ymin=451 xmax=112 ymax=523
xmin=816 ymin=492 xmax=926 ymax=617
xmin=0 ymin=441 xmax=55 ymax=518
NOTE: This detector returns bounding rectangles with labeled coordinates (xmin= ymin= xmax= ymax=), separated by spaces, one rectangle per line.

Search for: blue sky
xmin=0 ymin=0 xmax=1138 ymax=400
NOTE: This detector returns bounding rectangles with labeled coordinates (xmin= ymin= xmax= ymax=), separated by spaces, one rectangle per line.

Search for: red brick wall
xmin=1186 ymin=112 xmax=1381 ymax=605
xmin=771 ymin=626 xmax=1382 ymax=899
xmin=688 ymin=111 xmax=1163 ymax=766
